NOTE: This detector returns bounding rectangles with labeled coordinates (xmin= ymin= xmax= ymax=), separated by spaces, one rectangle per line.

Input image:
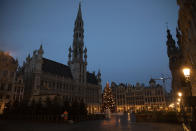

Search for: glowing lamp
xmin=178 ymin=92 xmax=182 ymax=97
xmin=182 ymin=68 xmax=190 ymax=78
xmin=177 ymin=98 xmax=181 ymax=102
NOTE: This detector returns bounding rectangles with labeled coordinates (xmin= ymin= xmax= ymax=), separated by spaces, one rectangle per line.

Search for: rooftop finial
xmin=77 ymin=1 xmax=82 ymax=19
xmin=166 ymin=22 xmax=168 ymax=29
xmin=79 ymin=0 xmax=81 ymax=8
xmin=166 ymin=22 xmax=169 ymax=31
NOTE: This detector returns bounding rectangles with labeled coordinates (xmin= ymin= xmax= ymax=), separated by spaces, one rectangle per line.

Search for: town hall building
xmin=22 ymin=3 xmax=102 ymax=113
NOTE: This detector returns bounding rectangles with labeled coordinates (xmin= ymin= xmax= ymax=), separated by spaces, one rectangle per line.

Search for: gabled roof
xmin=87 ymin=72 xmax=98 ymax=85
xmin=42 ymin=58 xmax=73 ymax=79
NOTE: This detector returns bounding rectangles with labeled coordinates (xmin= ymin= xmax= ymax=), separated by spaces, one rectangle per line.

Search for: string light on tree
xmin=102 ymin=81 xmax=115 ymax=112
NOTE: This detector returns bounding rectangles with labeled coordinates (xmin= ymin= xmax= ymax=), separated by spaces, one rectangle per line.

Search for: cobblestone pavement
xmin=0 ymin=114 xmax=184 ymax=131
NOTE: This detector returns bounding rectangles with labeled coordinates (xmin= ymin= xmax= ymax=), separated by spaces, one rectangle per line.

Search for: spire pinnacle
xmin=77 ymin=2 xmax=82 ymax=19
xmin=79 ymin=1 xmax=81 ymax=8
xmin=166 ymin=22 xmax=168 ymax=30
xmin=38 ymin=44 xmax=44 ymax=55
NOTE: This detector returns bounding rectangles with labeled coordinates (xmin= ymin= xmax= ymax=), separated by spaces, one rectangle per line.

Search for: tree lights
xmin=102 ymin=82 xmax=115 ymax=112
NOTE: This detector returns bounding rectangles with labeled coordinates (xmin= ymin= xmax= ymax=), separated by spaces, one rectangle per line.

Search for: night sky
xmin=0 ymin=0 xmax=178 ymax=90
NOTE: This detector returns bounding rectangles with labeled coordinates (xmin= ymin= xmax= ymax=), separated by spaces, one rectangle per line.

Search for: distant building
xmin=111 ymin=79 xmax=167 ymax=112
xmin=0 ymin=51 xmax=24 ymax=114
xmin=13 ymin=72 xmax=24 ymax=103
xmin=22 ymin=3 xmax=102 ymax=113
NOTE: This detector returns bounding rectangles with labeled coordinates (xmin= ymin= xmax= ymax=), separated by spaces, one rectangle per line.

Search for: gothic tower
xmin=166 ymin=28 xmax=183 ymax=99
xmin=68 ymin=3 xmax=87 ymax=83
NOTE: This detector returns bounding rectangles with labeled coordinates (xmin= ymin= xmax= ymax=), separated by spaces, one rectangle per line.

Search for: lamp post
xmin=182 ymin=67 xmax=195 ymax=129
xmin=182 ymin=67 xmax=192 ymax=97
xmin=177 ymin=91 xmax=182 ymax=110
xmin=182 ymin=67 xmax=192 ymax=98
xmin=182 ymin=68 xmax=191 ymax=80
xmin=177 ymin=92 xmax=182 ymax=118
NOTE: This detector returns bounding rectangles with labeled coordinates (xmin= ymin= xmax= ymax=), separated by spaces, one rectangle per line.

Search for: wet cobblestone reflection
xmin=1 ymin=114 xmax=184 ymax=131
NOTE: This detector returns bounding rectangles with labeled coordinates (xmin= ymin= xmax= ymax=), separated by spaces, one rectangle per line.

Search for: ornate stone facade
xmin=166 ymin=28 xmax=184 ymax=100
xmin=22 ymin=3 xmax=102 ymax=113
xmin=0 ymin=51 xmax=24 ymax=114
xmin=177 ymin=0 xmax=196 ymax=96
xmin=111 ymin=79 xmax=167 ymax=112
xmin=166 ymin=0 xmax=196 ymax=100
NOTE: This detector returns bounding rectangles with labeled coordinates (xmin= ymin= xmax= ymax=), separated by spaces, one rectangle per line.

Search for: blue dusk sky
xmin=0 ymin=0 xmax=179 ymax=90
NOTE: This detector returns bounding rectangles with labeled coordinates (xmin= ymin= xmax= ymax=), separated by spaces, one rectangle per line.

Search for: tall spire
xmin=68 ymin=2 xmax=87 ymax=84
xmin=77 ymin=1 xmax=82 ymax=19
xmin=74 ymin=2 xmax=83 ymax=29
xmin=72 ymin=2 xmax=84 ymax=62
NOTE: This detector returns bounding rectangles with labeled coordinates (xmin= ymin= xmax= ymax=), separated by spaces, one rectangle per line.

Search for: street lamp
xmin=178 ymin=98 xmax=181 ymax=102
xmin=178 ymin=92 xmax=182 ymax=97
xmin=182 ymin=66 xmax=195 ymax=129
xmin=182 ymin=67 xmax=191 ymax=81
xmin=177 ymin=91 xmax=183 ymax=120
xmin=182 ymin=67 xmax=192 ymax=96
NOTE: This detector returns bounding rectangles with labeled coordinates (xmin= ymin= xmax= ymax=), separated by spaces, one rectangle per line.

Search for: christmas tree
xmin=102 ymin=82 xmax=115 ymax=112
